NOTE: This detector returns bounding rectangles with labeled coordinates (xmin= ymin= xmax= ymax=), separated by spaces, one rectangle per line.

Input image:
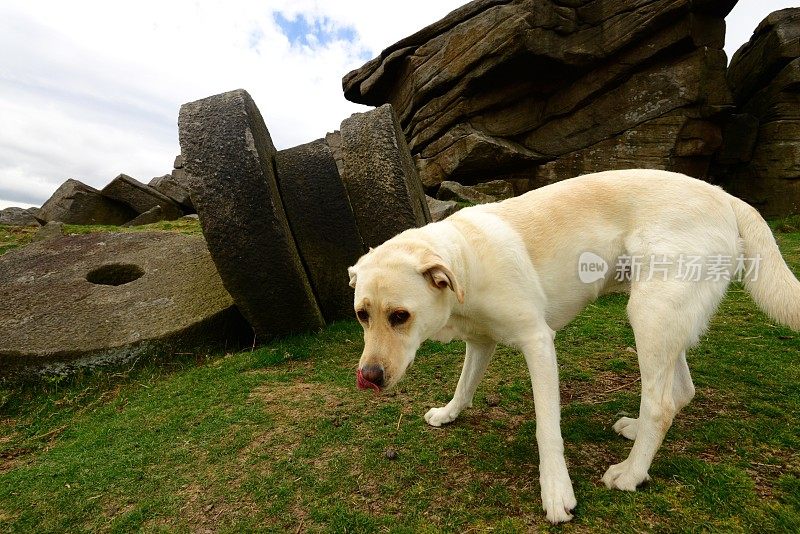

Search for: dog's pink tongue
xmin=357 ymin=369 xmax=381 ymax=392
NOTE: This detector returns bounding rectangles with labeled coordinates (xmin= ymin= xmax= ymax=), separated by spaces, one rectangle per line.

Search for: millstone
xmin=36 ymin=179 xmax=136 ymax=225
xmin=275 ymin=140 xmax=365 ymax=322
xmin=0 ymin=232 xmax=251 ymax=375
xmin=177 ymin=91 xmax=432 ymax=339
xmin=101 ymin=173 xmax=184 ymax=220
xmin=178 ymin=89 xmax=324 ymax=339
xmin=335 ymin=104 xmax=431 ymax=248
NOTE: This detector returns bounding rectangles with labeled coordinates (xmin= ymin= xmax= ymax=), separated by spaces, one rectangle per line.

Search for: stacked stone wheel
xmin=335 ymin=104 xmax=431 ymax=249
xmin=275 ymin=140 xmax=364 ymax=323
xmin=179 ymin=89 xmax=430 ymax=340
xmin=179 ymin=90 xmax=325 ymax=339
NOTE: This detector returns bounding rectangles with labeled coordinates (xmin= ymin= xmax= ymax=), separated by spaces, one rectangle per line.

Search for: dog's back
xmin=447 ymin=169 xmax=799 ymax=331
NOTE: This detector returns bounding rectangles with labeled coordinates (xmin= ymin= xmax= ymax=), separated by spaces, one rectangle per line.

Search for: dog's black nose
xmin=360 ymin=364 xmax=384 ymax=388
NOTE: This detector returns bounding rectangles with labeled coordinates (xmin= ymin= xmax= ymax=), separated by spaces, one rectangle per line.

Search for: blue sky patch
xmin=273 ymin=12 xmax=358 ymax=48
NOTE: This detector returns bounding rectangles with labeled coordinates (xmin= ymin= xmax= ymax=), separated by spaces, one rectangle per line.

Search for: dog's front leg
xmin=521 ymin=328 xmax=576 ymax=524
xmin=424 ymin=340 xmax=495 ymax=427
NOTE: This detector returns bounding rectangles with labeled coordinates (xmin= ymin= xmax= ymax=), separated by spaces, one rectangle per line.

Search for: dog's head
xmin=348 ymin=240 xmax=464 ymax=392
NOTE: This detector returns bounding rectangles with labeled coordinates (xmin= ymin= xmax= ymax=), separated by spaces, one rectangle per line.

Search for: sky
xmin=0 ymin=1 xmax=797 ymax=209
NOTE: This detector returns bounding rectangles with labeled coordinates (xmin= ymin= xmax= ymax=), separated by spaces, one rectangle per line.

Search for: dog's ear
xmin=347 ymin=265 xmax=358 ymax=289
xmin=348 ymin=249 xmax=374 ymax=289
xmin=420 ymin=255 xmax=464 ymax=304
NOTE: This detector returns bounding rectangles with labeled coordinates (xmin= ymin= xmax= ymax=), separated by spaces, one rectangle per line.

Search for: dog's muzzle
xmin=357 ymin=365 xmax=383 ymax=392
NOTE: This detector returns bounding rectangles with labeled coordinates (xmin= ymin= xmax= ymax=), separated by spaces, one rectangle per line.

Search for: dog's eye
xmin=389 ymin=310 xmax=410 ymax=327
xmin=356 ymin=309 xmax=369 ymax=323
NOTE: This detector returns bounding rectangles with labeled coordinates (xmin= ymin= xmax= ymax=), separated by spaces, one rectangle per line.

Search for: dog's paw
xmin=612 ymin=416 xmax=638 ymax=441
xmin=601 ymin=460 xmax=650 ymax=491
xmin=540 ymin=472 xmax=577 ymax=523
xmin=424 ymin=405 xmax=459 ymax=427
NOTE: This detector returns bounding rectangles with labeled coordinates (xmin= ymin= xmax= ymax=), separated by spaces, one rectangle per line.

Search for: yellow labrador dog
xmin=348 ymin=169 xmax=800 ymax=523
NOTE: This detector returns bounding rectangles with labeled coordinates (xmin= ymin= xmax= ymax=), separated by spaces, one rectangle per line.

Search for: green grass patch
xmin=0 ymin=225 xmax=38 ymax=255
xmin=0 ymin=227 xmax=798 ymax=532
xmin=62 ymin=217 xmax=202 ymax=237
xmin=771 ymin=214 xmax=800 ymax=234
xmin=0 ymin=218 xmax=202 ymax=257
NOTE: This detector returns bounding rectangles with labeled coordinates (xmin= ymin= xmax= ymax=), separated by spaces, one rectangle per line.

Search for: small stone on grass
xmin=486 ymin=394 xmax=501 ymax=407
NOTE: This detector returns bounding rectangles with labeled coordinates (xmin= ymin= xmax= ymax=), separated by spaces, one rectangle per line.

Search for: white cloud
xmin=0 ymin=0 xmax=795 ymax=208
xmin=0 ymin=0 xmax=468 ymax=207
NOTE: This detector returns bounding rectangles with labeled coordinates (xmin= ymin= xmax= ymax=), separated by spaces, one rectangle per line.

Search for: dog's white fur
xmin=348 ymin=169 xmax=800 ymax=523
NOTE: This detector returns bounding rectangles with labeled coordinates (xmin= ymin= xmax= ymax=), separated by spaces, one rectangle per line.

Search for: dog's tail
xmin=730 ymin=196 xmax=800 ymax=330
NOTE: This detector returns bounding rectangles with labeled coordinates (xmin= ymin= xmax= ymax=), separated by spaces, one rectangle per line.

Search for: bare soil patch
xmin=561 ymin=371 xmax=641 ymax=404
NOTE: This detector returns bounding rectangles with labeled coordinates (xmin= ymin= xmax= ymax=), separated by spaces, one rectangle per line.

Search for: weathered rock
xmin=0 ymin=207 xmax=40 ymax=226
xmin=343 ymin=0 xmax=735 ymax=188
xmin=101 ymin=174 xmax=184 ymax=220
xmin=37 ymin=179 xmax=136 ymax=225
xmin=426 ymin=196 xmax=460 ymax=222
xmin=437 ymin=179 xmax=514 ymax=204
xmin=721 ymin=8 xmax=800 ymax=217
xmin=534 ymin=111 xmax=724 ymax=185
xmin=416 ymin=124 xmax=544 ymax=188
xmin=0 ymin=232 xmax=251 ymax=375
xmin=716 ymin=113 xmax=759 ymax=165
xmin=469 ymin=180 xmax=515 ymax=201
xmin=275 ymin=140 xmax=364 ymax=322
xmin=33 ymin=221 xmax=63 ymax=241
xmin=167 ymin=155 xmax=196 ymax=211
xmin=727 ymin=8 xmax=800 ymax=107
xmin=335 ymin=104 xmax=431 ymax=248
xmin=170 ymin=168 xmax=195 ymax=203
xmin=122 ymin=205 xmax=166 ymax=227
xmin=149 ymin=174 xmax=194 ymax=212
xmin=437 ymin=181 xmax=496 ymax=204
xmin=178 ymin=89 xmax=324 ymax=338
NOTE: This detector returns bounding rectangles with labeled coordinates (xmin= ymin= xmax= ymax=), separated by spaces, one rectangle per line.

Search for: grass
xmin=0 ymin=226 xmax=38 ymax=256
xmin=0 ymin=218 xmax=202 ymax=256
xmin=0 ymin=226 xmax=798 ymax=532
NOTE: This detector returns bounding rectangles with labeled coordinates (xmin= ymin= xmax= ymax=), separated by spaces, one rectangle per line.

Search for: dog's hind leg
xmin=603 ymin=279 xmax=725 ymax=491
xmin=520 ymin=327 xmax=576 ymax=523
xmin=613 ymin=350 xmax=695 ymax=441
xmin=424 ymin=340 xmax=495 ymax=427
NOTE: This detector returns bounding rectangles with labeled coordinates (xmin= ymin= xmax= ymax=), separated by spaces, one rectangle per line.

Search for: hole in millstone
xmin=86 ymin=263 xmax=145 ymax=286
